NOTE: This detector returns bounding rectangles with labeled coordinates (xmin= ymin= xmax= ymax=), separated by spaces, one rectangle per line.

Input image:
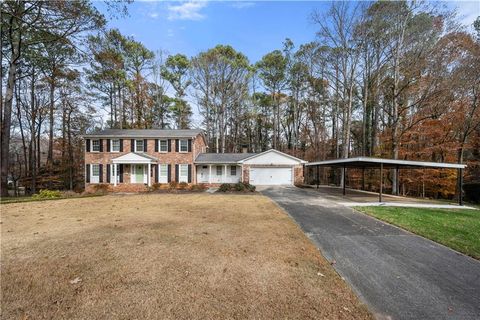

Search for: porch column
xmin=113 ymin=163 xmax=117 ymax=186
xmin=224 ymin=164 xmax=227 ymax=183
xmin=147 ymin=163 xmax=151 ymax=187
xmin=209 ymin=165 xmax=212 ymax=184
xmin=342 ymin=165 xmax=346 ymax=196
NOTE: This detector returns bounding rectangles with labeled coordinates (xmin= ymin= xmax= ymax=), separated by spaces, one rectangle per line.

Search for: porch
xmin=110 ymin=152 xmax=158 ymax=187
xmin=196 ymin=164 xmax=241 ymax=184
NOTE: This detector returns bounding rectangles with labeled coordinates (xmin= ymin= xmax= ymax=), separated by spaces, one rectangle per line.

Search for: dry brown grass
xmin=1 ymin=194 xmax=372 ymax=319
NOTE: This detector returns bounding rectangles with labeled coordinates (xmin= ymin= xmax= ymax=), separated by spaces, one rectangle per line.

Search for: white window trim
xmin=91 ymin=139 xmax=100 ymax=152
xmin=179 ymin=139 xmax=188 ymax=153
xmin=91 ymin=164 xmax=100 ymax=183
xmin=135 ymin=139 xmax=144 ymax=153
xmin=230 ymin=166 xmax=237 ymax=176
xmin=216 ymin=166 xmax=223 ymax=176
xmin=110 ymin=139 xmax=120 ymax=153
xmin=159 ymin=164 xmax=168 ymax=177
xmin=159 ymin=139 xmax=168 ymax=153
xmin=179 ymin=164 xmax=189 ymax=183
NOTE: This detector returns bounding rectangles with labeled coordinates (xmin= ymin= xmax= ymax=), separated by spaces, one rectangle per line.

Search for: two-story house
xmin=84 ymin=129 xmax=305 ymax=192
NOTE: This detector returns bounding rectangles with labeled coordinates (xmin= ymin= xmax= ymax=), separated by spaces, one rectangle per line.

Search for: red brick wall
xmin=85 ymin=135 xmax=206 ymax=188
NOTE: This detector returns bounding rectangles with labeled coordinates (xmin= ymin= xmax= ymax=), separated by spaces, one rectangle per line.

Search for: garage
xmin=250 ymin=167 xmax=292 ymax=185
xmin=238 ymin=149 xmax=307 ymax=186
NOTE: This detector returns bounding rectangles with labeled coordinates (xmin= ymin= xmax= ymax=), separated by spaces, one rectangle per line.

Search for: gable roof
xmin=84 ymin=129 xmax=203 ymax=139
xmin=195 ymin=153 xmax=257 ymax=164
xmin=238 ymin=149 xmax=307 ymax=164
xmin=111 ymin=152 xmax=158 ymax=163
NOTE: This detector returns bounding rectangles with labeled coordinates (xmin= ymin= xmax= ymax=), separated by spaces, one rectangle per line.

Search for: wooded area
xmin=1 ymin=1 xmax=479 ymax=199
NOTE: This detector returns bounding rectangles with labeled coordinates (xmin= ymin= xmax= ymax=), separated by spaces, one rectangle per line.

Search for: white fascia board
xmin=306 ymin=157 xmax=466 ymax=169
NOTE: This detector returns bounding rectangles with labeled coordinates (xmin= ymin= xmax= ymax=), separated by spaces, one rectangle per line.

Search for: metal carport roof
xmin=306 ymin=157 xmax=467 ymax=205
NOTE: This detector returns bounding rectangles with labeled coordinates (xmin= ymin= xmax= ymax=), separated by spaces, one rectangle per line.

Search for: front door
xmin=134 ymin=165 xmax=144 ymax=184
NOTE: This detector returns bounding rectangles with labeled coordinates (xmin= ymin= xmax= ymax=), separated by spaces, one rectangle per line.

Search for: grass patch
xmin=0 ymin=194 xmax=104 ymax=204
xmin=355 ymin=206 xmax=480 ymax=259
xmin=1 ymin=194 xmax=372 ymax=319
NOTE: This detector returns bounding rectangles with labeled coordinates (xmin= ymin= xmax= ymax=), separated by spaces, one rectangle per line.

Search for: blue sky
xmin=96 ymin=1 xmax=479 ymax=64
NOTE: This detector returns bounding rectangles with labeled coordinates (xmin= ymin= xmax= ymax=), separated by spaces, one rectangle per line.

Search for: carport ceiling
xmin=306 ymin=157 xmax=466 ymax=169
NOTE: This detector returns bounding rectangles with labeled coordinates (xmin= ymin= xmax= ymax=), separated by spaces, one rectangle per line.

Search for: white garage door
xmin=250 ymin=167 xmax=292 ymax=185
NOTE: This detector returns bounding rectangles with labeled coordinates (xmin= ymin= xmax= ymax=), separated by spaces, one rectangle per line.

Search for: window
xmin=110 ymin=164 xmax=120 ymax=183
xmin=179 ymin=139 xmax=188 ymax=152
xmin=230 ymin=166 xmax=237 ymax=176
xmin=159 ymin=164 xmax=168 ymax=177
xmin=216 ymin=166 xmax=222 ymax=176
xmin=111 ymin=139 xmax=120 ymax=152
xmin=92 ymin=139 xmax=100 ymax=152
xmin=179 ymin=164 xmax=189 ymax=183
xmin=159 ymin=140 xmax=168 ymax=152
xmin=92 ymin=164 xmax=100 ymax=176
xmin=135 ymin=139 xmax=144 ymax=152
xmin=90 ymin=164 xmax=100 ymax=183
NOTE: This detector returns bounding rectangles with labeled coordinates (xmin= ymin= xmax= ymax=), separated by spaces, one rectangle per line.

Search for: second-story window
xmin=180 ymin=139 xmax=188 ymax=152
xmin=135 ymin=139 xmax=144 ymax=152
xmin=159 ymin=139 xmax=168 ymax=152
xmin=111 ymin=139 xmax=120 ymax=152
xmin=92 ymin=139 xmax=100 ymax=152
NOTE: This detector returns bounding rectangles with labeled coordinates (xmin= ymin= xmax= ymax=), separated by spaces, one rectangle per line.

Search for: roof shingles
xmin=84 ymin=129 xmax=203 ymax=138
xmin=195 ymin=153 xmax=257 ymax=164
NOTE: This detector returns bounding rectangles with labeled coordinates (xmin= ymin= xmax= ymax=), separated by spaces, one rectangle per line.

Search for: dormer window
xmin=92 ymin=139 xmax=100 ymax=152
xmin=135 ymin=139 xmax=144 ymax=152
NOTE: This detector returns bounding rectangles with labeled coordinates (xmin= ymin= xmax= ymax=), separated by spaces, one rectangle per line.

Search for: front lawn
xmin=355 ymin=206 xmax=480 ymax=259
xmin=1 ymin=194 xmax=371 ymax=319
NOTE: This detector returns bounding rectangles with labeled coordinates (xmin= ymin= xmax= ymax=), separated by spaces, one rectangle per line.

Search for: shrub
xmin=169 ymin=181 xmax=178 ymax=190
xmin=178 ymin=182 xmax=188 ymax=190
xmin=190 ymin=183 xmax=207 ymax=191
xmin=234 ymin=182 xmax=246 ymax=191
xmin=242 ymin=182 xmax=256 ymax=192
xmin=32 ymin=189 xmax=61 ymax=199
xmin=60 ymin=190 xmax=79 ymax=198
xmin=151 ymin=183 xmax=162 ymax=191
xmin=92 ymin=184 xmax=110 ymax=194
xmin=218 ymin=183 xmax=232 ymax=192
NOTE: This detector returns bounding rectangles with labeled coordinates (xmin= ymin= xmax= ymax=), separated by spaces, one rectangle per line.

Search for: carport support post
xmin=362 ymin=167 xmax=365 ymax=190
xmin=342 ymin=165 xmax=346 ymax=196
xmin=458 ymin=168 xmax=463 ymax=206
xmin=316 ymin=165 xmax=320 ymax=188
xmin=379 ymin=163 xmax=383 ymax=203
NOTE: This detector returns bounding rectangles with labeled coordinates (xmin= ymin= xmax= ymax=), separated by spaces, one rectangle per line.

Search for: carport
xmin=306 ymin=157 xmax=467 ymax=205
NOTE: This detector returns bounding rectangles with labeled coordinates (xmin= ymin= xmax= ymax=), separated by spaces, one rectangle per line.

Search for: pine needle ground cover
xmin=355 ymin=206 xmax=480 ymax=259
xmin=2 ymin=194 xmax=372 ymax=320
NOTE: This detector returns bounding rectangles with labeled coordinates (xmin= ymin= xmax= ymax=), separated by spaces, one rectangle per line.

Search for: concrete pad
xmin=339 ymin=202 xmax=477 ymax=209
xmin=261 ymin=186 xmax=480 ymax=320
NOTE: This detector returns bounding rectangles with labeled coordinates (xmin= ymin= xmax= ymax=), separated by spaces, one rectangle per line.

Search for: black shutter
xmin=99 ymin=164 xmax=103 ymax=183
xmin=106 ymin=164 xmax=111 ymax=183
xmin=99 ymin=139 xmax=103 ymax=152
xmin=144 ymin=139 xmax=148 ymax=152
xmin=188 ymin=164 xmax=192 ymax=183
xmin=175 ymin=139 xmax=179 ymax=152
xmin=155 ymin=139 xmax=159 ymax=152
xmin=131 ymin=139 xmax=135 ymax=152
xmin=155 ymin=164 xmax=159 ymax=183
xmin=168 ymin=139 xmax=172 ymax=152
xmin=107 ymin=139 xmax=111 ymax=152
xmin=188 ymin=139 xmax=192 ymax=152
xmin=167 ymin=164 xmax=171 ymax=182
xmin=86 ymin=164 xmax=90 ymax=183
xmin=86 ymin=139 xmax=91 ymax=152
xmin=119 ymin=139 xmax=123 ymax=152
xmin=119 ymin=164 xmax=124 ymax=183
xmin=175 ymin=164 xmax=179 ymax=182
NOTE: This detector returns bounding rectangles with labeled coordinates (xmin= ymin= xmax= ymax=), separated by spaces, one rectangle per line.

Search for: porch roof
xmin=111 ymin=152 xmax=158 ymax=164
xmin=195 ymin=153 xmax=257 ymax=164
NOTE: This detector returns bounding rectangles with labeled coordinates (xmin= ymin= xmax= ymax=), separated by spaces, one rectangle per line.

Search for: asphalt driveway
xmin=261 ymin=186 xmax=480 ymax=320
